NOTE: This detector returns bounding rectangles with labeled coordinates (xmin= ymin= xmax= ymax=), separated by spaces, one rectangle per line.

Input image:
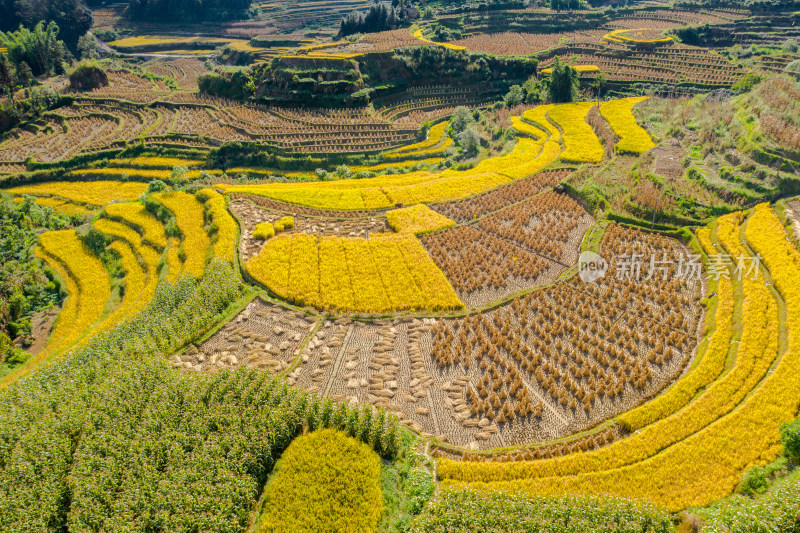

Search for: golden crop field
xmin=2 ymin=11 xmax=799 ymax=530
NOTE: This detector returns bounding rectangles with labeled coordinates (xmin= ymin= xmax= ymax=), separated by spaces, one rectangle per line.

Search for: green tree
xmin=16 ymin=61 xmax=32 ymax=87
xmin=170 ymin=165 xmax=188 ymax=181
xmin=450 ymin=106 xmax=473 ymax=134
xmin=0 ymin=53 xmax=14 ymax=97
xmin=0 ymin=21 xmax=70 ymax=77
xmin=731 ymin=72 xmax=762 ymax=94
xmin=77 ymin=33 xmax=98 ymax=59
xmin=458 ymin=127 xmax=481 ymax=154
xmin=523 ymin=76 xmax=544 ymax=103
xmin=547 ymin=57 xmax=578 ymax=103
xmin=504 ymin=84 xmax=524 ymax=107
xmin=593 ymin=71 xmax=606 ymax=104
xmin=781 ymin=418 xmax=800 ymax=462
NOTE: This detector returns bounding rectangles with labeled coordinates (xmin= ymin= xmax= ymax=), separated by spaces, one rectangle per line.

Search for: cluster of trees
xmin=550 ymin=0 xmax=586 ymax=10
xmin=450 ymin=106 xmax=482 ymax=154
xmin=0 ymin=0 xmax=92 ymax=49
xmin=127 ymin=0 xmax=251 ymax=21
xmin=0 ymin=21 xmax=70 ymax=82
xmin=503 ymin=57 xmax=579 ymax=106
xmin=0 ymin=21 xmax=76 ymax=131
xmin=339 ymin=3 xmax=403 ymax=38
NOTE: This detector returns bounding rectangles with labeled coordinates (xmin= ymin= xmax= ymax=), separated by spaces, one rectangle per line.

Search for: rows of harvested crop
xmin=183 ymin=299 xmax=318 ymax=372
xmin=433 ymin=169 xmax=570 ymax=223
xmin=143 ymin=58 xmax=209 ymax=91
xmin=539 ymin=45 xmax=744 ymax=87
xmin=422 ymin=191 xmax=592 ymax=307
xmin=229 ymin=199 xmax=389 ymax=262
xmin=210 ymin=221 xmax=703 ymax=449
xmin=419 ymin=225 xmax=701 ymax=447
xmin=0 ymin=115 xmax=118 ymax=163
xmin=215 ymin=101 xmax=575 ymax=209
xmin=438 ymin=205 xmax=798 ymax=511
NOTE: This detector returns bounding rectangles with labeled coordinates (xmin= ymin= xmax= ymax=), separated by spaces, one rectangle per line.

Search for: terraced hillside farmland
xmin=2 ymin=2 xmax=800 ymax=530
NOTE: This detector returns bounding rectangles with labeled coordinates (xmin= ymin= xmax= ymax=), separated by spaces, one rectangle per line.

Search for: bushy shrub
xmin=738 ymin=458 xmax=787 ymax=496
xmin=731 ymin=72 xmax=762 ymax=94
xmin=781 ymin=418 xmax=800 ymax=462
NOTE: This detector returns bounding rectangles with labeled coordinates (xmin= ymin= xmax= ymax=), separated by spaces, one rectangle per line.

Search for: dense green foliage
xmin=0 ymin=194 xmax=73 ymax=341
xmin=409 ymin=489 xmax=674 ymax=532
xmin=199 ymin=70 xmax=255 ymax=100
xmin=696 ymin=470 xmax=800 ymax=532
xmin=0 ymin=0 xmax=92 ymax=49
xmin=0 ymin=262 xmax=401 ymax=532
xmin=339 ymin=4 xmax=401 ymax=38
xmin=256 ymin=429 xmax=384 ymax=532
xmin=731 ymin=72 xmax=762 ymax=94
xmin=378 ymin=447 xmax=435 ymax=532
xmin=249 ymin=46 xmax=537 ymax=107
xmin=547 ymin=57 xmax=578 ymax=103
xmin=781 ymin=418 xmax=800 ymax=463
xmin=0 ymin=22 xmax=71 ymax=78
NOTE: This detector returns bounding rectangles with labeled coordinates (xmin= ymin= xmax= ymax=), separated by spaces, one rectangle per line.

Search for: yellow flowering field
xmin=540 ymin=65 xmax=600 ymax=74
xmin=603 ymin=28 xmax=673 ymax=45
xmin=522 ymin=105 xmax=560 ymax=138
xmin=246 ymin=232 xmax=463 ymax=313
xmin=108 ymin=157 xmax=205 ymax=168
xmin=165 ymin=238 xmax=183 ymax=282
xmin=391 ymin=122 xmax=450 ymax=154
xmin=215 ymin=100 xmax=660 ymax=210
xmin=28 ymin=230 xmax=112 ymax=363
xmin=219 ymin=136 xmax=556 ymax=210
xmin=197 ymin=189 xmax=237 ymax=262
xmin=7 ymin=181 xmax=147 ymax=205
xmin=547 ymin=102 xmax=605 ymax=163
xmin=387 ymin=122 xmax=453 ymax=158
xmin=255 ymin=430 xmax=384 ymax=532
xmin=510 ymin=116 xmax=546 ymax=140
xmin=599 ymin=97 xmax=657 ymax=154
xmin=14 ymin=195 xmax=94 ymax=216
xmin=413 ymin=29 xmax=466 ymax=50
xmin=386 ymin=204 xmax=455 ymax=234
xmin=153 ymin=191 xmax=210 ymax=278
xmin=69 ymin=168 xmax=208 ymax=181
xmin=103 ymin=202 xmax=168 ymax=250
xmin=90 ymin=218 xmax=163 ymax=324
